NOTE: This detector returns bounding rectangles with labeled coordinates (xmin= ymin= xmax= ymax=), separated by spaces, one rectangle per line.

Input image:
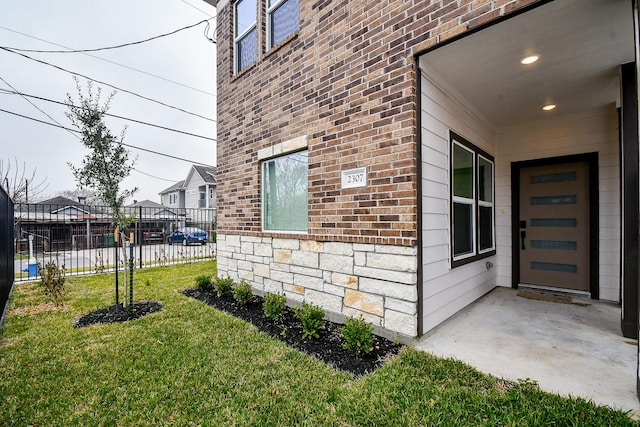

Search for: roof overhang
xmin=418 ymin=0 xmax=636 ymax=129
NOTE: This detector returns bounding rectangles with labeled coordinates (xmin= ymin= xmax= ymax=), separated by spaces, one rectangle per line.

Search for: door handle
xmin=520 ymin=230 xmax=526 ymax=250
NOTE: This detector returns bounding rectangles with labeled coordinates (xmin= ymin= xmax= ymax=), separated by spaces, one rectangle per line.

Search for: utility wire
xmin=1 ymin=20 xmax=214 ymax=53
xmin=132 ymin=167 xmax=183 ymax=182
xmin=0 ymin=108 xmax=214 ymax=167
xmin=0 ymin=89 xmax=217 ymax=141
xmin=0 ymin=47 xmax=216 ymax=122
xmin=0 ymin=76 xmax=80 ymax=141
xmin=0 ymin=25 xmax=216 ymax=97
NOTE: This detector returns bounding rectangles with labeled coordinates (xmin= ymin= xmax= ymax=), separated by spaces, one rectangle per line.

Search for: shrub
xmin=294 ymin=302 xmax=325 ymax=339
xmin=233 ymin=281 xmax=253 ymax=305
xmin=39 ymin=261 xmax=66 ymax=306
xmin=214 ymin=275 xmax=235 ymax=297
xmin=263 ymin=292 xmax=287 ymax=320
xmin=341 ymin=315 xmax=374 ymax=354
xmin=195 ymin=274 xmax=213 ymax=290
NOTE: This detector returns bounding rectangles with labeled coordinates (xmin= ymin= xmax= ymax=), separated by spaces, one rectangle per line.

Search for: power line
xmin=0 ymin=76 xmax=80 ymax=141
xmin=0 ymin=25 xmax=216 ymax=97
xmin=0 ymin=89 xmax=217 ymax=141
xmin=0 ymin=108 xmax=214 ymax=167
xmin=1 ymin=19 xmax=214 ymax=53
xmin=0 ymin=47 xmax=216 ymax=122
xmin=132 ymin=167 xmax=182 ymax=182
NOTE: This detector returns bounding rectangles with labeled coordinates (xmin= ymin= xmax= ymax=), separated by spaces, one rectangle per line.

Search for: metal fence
xmin=0 ymin=187 xmax=14 ymax=325
xmin=13 ymin=203 xmax=216 ymax=282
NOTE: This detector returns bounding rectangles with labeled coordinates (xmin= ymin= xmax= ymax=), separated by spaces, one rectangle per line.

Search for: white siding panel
xmin=420 ymin=69 xmax=497 ymax=334
xmin=184 ymin=172 xmax=205 ymax=209
xmin=422 ymin=179 xmax=448 ymax=200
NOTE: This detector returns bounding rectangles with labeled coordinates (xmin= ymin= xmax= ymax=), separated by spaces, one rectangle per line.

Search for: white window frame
xmin=234 ymin=0 xmax=257 ymax=74
xmin=452 ymin=141 xmax=476 ymax=263
xmin=261 ymin=149 xmax=308 ymax=234
xmin=477 ymin=154 xmax=495 ymax=255
xmin=450 ymin=132 xmax=496 ymax=268
xmin=267 ymin=0 xmax=299 ymax=49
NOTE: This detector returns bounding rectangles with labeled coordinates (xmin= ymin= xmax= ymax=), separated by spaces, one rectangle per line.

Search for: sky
xmin=0 ymin=0 xmax=217 ymax=204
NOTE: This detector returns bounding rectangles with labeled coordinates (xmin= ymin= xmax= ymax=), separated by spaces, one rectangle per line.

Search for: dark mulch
xmin=182 ymin=288 xmax=402 ymax=376
xmin=74 ymin=301 xmax=163 ymax=328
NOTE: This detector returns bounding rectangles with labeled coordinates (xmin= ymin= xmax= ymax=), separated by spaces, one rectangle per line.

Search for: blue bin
xmin=28 ymin=263 xmax=39 ymax=278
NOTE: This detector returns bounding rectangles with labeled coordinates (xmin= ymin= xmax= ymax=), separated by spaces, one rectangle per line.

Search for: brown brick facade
xmin=215 ymin=0 xmax=541 ymax=247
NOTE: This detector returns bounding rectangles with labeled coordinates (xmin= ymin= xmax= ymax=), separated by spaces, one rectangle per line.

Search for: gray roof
xmin=159 ymin=180 xmax=185 ymax=195
xmin=192 ymin=165 xmax=217 ymax=184
xmin=126 ymin=199 xmax=164 ymax=208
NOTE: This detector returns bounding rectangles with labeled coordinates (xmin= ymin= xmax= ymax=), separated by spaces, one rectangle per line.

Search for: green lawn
xmin=0 ymin=262 xmax=635 ymax=426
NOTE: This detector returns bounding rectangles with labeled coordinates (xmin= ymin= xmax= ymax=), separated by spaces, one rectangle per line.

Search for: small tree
xmin=66 ymin=79 xmax=138 ymax=306
xmin=65 ymin=79 xmax=137 ymax=226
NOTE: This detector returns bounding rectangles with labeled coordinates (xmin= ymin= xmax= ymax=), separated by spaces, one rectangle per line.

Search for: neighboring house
xmin=184 ymin=165 xmax=217 ymax=211
xmin=159 ymin=180 xmax=185 ymax=209
xmin=125 ymin=199 xmax=184 ymax=243
xmin=159 ymin=165 xmax=217 ymax=227
xmin=14 ymin=196 xmax=111 ymax=251
xmin=207 ymin=0 xmax=638 ymax=344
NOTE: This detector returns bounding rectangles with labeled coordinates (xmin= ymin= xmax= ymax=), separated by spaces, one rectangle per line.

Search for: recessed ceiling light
xmin=542 ymin=104 xmax=556 ymax=111
xmin=521 ymin=54 xmax=540 ymax=65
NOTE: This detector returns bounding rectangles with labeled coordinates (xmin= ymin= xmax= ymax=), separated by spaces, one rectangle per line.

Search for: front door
xmin=519 ymin=162 xmax=590 ymax=292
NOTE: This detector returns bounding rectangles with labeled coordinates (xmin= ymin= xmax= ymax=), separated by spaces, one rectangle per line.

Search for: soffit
xmin=418 ymin=0 xmax=636 ymax=128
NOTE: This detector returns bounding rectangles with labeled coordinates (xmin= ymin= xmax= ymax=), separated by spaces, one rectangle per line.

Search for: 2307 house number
xmin=341 ymin=167 xmax=367 ymax=189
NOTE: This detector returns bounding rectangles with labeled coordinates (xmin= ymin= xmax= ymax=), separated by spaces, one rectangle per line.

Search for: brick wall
xmin=216 ymin=0 xmax=541 ymax=246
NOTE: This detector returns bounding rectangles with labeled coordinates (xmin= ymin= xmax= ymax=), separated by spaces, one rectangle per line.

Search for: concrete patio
xmin=416 ymin=287 xmax=639 ymax=414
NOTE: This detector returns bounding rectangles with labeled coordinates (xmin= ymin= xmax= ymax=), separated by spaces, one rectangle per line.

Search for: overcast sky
xmin=0 ymin=0 xmax=217 ymax=204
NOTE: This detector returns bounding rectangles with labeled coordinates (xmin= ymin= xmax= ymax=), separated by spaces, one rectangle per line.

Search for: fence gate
xmin=0 ymin=186 xmax=14 ymax=325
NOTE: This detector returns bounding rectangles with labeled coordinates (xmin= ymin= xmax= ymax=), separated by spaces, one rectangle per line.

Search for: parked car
xmin=167 ymin=227 xmax=208 ymax=245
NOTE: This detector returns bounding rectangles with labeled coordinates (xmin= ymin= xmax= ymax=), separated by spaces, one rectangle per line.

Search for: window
xmin=169 ymin=193 xmax=177 ymax=205
xmin=235 ymin=0 xmax=257 ymax=73
xmin=450 ymin=132 xmax=495 ymax=266
xmin=268 ymin=0 xmax=299 ymax=48
xmin=262 ymin=150 xmax=308 ymax=232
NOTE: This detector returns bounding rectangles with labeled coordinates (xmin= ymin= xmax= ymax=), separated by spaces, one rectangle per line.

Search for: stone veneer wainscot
xmin=216 ymin=233 xmax=418 ymax=337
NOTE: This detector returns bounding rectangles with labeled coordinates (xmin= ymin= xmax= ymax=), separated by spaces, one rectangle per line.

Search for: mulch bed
xmin=182 ymin=288 xmax=402 ymax=376
xmin=74 ymin=301 xmax=163 ymax=328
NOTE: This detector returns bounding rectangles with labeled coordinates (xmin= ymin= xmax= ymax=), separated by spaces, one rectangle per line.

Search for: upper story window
xmin=450 ymin=131 xmax=495 ymax=267
xmin=268 ymin=0 xmax=299 ymax=48
xmin=235 ymin=0 xmax=257 ymax=73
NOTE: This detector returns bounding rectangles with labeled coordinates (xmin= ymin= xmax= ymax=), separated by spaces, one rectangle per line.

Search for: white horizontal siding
xmin=420 ymin=68 xmax=498 ymax=334
xmin=184 ymin=173 xmax=205 ymax=209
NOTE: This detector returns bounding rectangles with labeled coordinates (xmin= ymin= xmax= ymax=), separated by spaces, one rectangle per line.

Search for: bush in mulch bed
xmin=74 ymin=302 xmax=163 ymax=328
xmin=182 ymin=288 xmax=402 ymax=376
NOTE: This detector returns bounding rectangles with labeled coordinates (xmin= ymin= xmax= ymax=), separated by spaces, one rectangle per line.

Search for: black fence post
xmin=139 ymin=206 xmax=143 ymax=269
xmin=0 ymin=186 xmax=14 ymax=326
xmin=129 ymin=238 xmax=134 ymax=308
xmin=114 ymin=234 xmax=119 ymax=305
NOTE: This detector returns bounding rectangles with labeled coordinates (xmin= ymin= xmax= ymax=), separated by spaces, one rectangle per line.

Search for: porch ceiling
xmin=418 ymin=0 xmax=636 ymax=128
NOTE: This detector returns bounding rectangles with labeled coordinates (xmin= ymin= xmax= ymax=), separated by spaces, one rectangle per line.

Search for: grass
xmin=0 ymin=261 xmax=635 ymax=426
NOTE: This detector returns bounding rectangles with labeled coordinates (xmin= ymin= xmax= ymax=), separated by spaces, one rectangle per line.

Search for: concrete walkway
xmin=416 ymin=287 xmax=640 ymax=414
